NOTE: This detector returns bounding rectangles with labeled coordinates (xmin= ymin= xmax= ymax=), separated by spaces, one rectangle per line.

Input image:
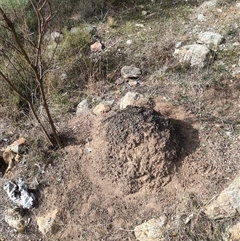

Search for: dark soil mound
xmin=89 ymin=106 xmax=180 ymax=194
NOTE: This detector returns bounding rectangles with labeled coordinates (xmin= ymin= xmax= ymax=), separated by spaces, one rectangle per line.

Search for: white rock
xmin=204 ymin=174 xmax=240 ymax=219
xmin=119 ymin=92 xmax=141 ymax=110
xmin=233 ymin=42 xmax=240 ymax=47
xmin=173 ymin=44 xmax=212 ymax=68
xmin=135 ymin=23 xmax=144 ymax=28
xmin=175 ymin=42 xmax=182 ymax=49
xmin=134 ymin=216 xmax=167 ymax=241
xmin=60 ymin=73 xmax=67 ymax=80
xmin=128 ymin=79 xmax=138 ymax=86
xmin=3 ymin=179 xmax=35 ymax=209
xmin=126 ymin=40 xmax=133 ymax=45
xmin=197 ymin=14 xmax=206 ymax=21
xmin=76 ymin=99 xmax=89 ymax=116
xmin=121 ymin=66 xmax=141 ymax=79
xmin=198 ymin=31 xmax=224 ymax=51
xmin=50 ymin=31 xmax=63 ymax=43
xmin=199 ymin=0 xmax=217 ymax=9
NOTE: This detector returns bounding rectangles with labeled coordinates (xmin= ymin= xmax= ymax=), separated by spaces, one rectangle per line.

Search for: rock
xmin=3 ymin=137 xmax=26 ymax=173
xmin=135 ymin=23 xmax=144 ymax=28
xmin=198 ymin=31 xmax=224 ymax=51
xmin=175 ymin=41 xmax=182 ymax=49
xmin=173 ymin=44 xmax=212 ymax=68
xmin=4 ymin=209 xmax=26 ymax=232
xmin=126 ymin=40 xmax=133 ymax=45
xmin=121 ymin=66 xmax=141 ymax=79
xmin=84 ymin=25 xmax=96 ymax=34
xmin=8 ymin=137 xmax=26 ymax=154
xmin=198 ymin=0 xmax=217 ymax=9
xmin=134 ymin=216 xmax=167 ymax=241
xmin=226 ymin=222 xmax=240 ymax=241
xmin=232 ymin=67 xmax=240 ymax=79
xmin=127 ymin=79 xmax=138 ymax=86
xmin=60 ymin=73 xmax=67 ymax=80
xmin=50 ymin=31 xmax=63 ymax=43
xmin=92 ymin=102 xmax=111 ymax=115
xmin=3 ymin=178 xmax=35 ymax=209
xmin=197 ymin=14 xmax=206 ymax=21
xmin=232 ymin=42 xmax=240 ymax=47
xmin=119 ymin=92 xmax=141 ymax=110
xmin=76 ymin=99 xmax=89 ymax=116
xmin=37 ymin=209 xmax=59 ymax=236
xmin=204 ymin=174 xmax=240 ymax=219
xmin=90 ymin=41 xmax=103 ymax=52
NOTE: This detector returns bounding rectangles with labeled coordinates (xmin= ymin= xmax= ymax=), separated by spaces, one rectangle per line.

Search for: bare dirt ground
xmin=1 ymin=94 xmax=240 ymax=241
xmin=1 ymin=1 xmax=240 ymax=241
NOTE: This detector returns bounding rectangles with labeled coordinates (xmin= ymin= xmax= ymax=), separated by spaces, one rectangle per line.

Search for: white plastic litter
xmin=3 ymin=178 xmax=35 ymax=209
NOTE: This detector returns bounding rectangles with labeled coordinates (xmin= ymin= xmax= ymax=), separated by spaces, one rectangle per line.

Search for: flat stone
xmin=121 ymin=66 xmax=141 ymax=79
xmin=37 ymin=209 xmax=59 ymax=236
xmin=204 ymin=174 xmax=240 ymax=219
xmin=134 ymin=216 xmax=167 ymax=241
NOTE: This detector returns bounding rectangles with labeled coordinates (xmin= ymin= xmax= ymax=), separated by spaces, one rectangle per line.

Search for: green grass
xmin=0 ymin=0 xmax=28 ymax=8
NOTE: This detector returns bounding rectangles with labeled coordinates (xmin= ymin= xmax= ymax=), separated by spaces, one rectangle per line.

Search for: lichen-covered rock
xmin=173 ymin=44 xmax=212 ymax=68
xmin=198 ymin=31 xmax=224 ymax=51
xmin=89 ymin=106 xmax=180 ymax=194
xmin=76 ymin=99 xmax=89 ymax=116
xmin=4 ymin=209 xmax=26 ymax=232
xmin=119 ymin=92 xmax=141 ymax=110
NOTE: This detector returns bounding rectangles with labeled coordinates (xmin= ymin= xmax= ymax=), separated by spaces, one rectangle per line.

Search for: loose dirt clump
xmin=89 ymin=106 xmax=180 ymax=194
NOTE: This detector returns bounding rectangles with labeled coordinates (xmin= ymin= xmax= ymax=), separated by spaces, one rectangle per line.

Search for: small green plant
xmin=0 ymin=0 xmax=28 ymax=8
